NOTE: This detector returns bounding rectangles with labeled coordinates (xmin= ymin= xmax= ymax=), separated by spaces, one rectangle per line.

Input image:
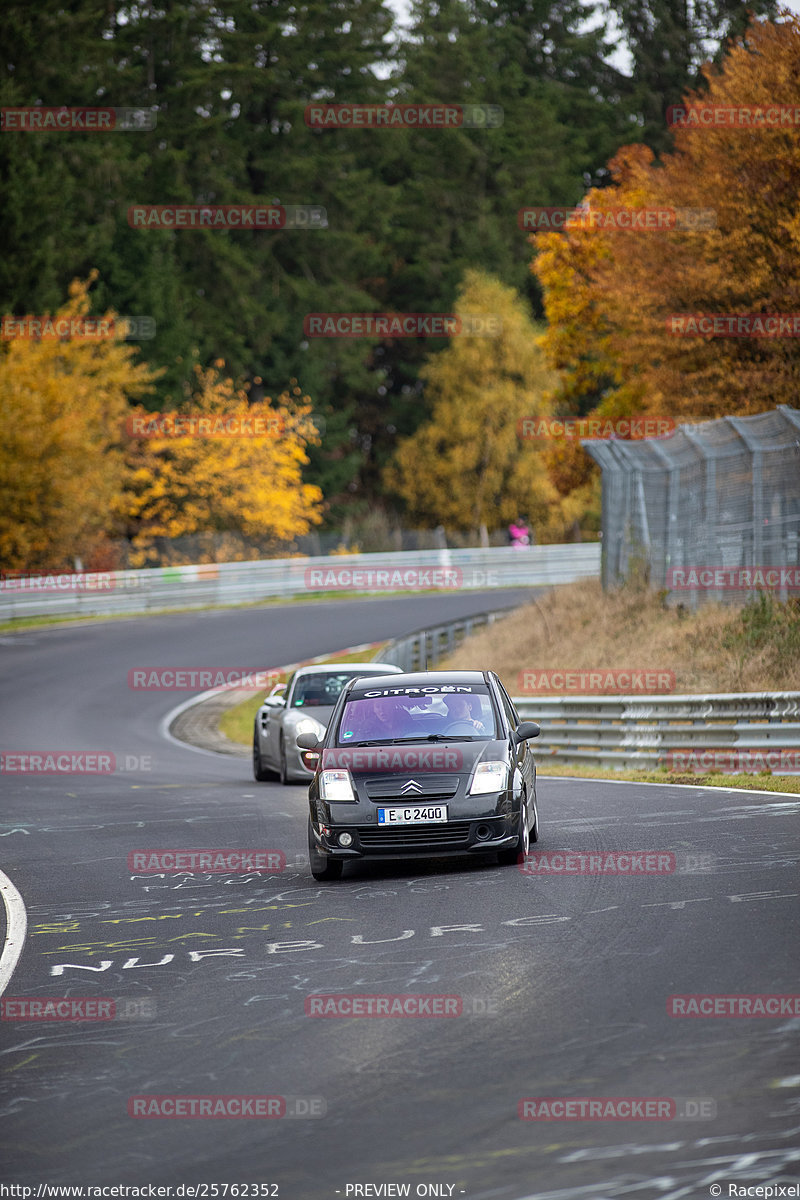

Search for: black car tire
xmin=279 ymin=737 xmax=291 ymax=785
xmin=498 ymin=794 xmax=530 ymax=866
xmin=253 ymin=727 xmax=276 ymax=782
xmin=308 ymin=817 xmax=344 ymax=881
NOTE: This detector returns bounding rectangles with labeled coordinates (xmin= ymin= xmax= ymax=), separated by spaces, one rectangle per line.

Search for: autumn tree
xmin=613 ymin=0 xmax=779 ymax=154
xmin=0 ymin=276 xmax=159 ymax=572
xmin=121 ymin=364 xmax=323 ymax=565
xmin=384 ymin=270 xmax=585 ymax=543
xmin=534 ymin=12 xmax=800 ymax=426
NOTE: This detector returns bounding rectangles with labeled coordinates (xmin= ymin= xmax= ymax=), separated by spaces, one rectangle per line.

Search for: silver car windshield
xmin=291 ymin=672 xmax=375 ymax=709
xmin=337 ymin=689 xmax=497 ymax=743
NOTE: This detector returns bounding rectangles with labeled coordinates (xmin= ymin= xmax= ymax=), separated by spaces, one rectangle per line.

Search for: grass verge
xmin=442 ymin=579 xmax=800 ymax=694
xmin=535 ymin=763 xmax=799 ymax=793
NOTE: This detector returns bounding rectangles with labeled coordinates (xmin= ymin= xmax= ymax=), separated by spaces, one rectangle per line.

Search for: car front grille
xmin=363 ymin=774 xmax=460 ymax=801
xmin=357 ymin=821 xmax=472 ymax=849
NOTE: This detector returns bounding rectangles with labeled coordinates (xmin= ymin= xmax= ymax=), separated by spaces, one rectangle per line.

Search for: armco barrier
xmin=0 ymin=544 xmax=600 ymax=621
xmin=512 ymin=692 xmax=800 ymax=775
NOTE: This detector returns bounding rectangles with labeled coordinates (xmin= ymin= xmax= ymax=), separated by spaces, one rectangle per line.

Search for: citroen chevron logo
xmin=400 ymin=780 xmax=424 ymax=795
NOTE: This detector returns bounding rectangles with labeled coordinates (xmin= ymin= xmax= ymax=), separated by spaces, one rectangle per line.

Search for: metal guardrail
xmin=0 ymin=543 xmax=600 ymax=620
xmin=512 ymin=692 xmax=800 ymax=774
xmin=378 ymin=619 xmax=800 ymax=775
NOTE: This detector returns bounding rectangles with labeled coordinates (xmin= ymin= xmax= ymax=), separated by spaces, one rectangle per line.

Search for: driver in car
xmin=444 ymin=693 xmax=486 ymax=732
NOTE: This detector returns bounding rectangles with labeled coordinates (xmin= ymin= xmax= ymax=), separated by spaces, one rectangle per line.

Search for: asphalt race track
xmin=1 ymin=592 xmax=799 ymax=1199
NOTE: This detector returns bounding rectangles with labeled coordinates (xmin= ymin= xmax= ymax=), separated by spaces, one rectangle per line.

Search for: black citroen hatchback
xmin=296 ymin=670 xmax=540 ymax=881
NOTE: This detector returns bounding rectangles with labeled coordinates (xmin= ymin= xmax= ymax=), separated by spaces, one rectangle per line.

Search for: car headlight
xmin=295 ymin=717 xmax=325 ymax=738
xmin=469 ymin=761 xmax=508 ymax=795
xmin=319 ymin=769 xmax=356 ymax=802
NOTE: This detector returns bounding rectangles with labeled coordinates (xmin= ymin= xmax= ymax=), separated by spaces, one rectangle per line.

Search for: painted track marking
xmin=0 ymin=867 xmax=27 ymax=995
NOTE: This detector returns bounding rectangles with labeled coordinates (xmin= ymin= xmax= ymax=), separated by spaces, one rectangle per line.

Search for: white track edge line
xmin=0 ymin=868 xmax=27 ymax=997
xmin=540 ymin=775 xmax=798 ymax=797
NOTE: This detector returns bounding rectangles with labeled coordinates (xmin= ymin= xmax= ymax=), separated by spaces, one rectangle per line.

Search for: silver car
xmin=252 ymin=662 xmax=403 ymax=784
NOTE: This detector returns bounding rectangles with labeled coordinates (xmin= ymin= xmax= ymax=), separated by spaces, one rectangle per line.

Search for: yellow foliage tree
xmin=534 ymin=14 xmax=800 ymax=423
xmin=0 ymin=276 xmax=159 ymax=572
xmin=385 ymin=271 xmax=581 ymax=542
xmin=121 ymin=365 xmax=323 ymax=565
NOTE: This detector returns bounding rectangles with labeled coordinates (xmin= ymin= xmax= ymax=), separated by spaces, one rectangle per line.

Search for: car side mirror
xmin=296 ymin=731 xmax=321 ymax=750
xmin=263 ymin=694 xmax=286 ymax=708
xmin=514 ymin=721 xmax=540 ymax=742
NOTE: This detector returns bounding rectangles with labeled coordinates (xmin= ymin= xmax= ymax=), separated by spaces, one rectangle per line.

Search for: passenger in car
xmin=345 ymin=695 xmax=411 ymax=741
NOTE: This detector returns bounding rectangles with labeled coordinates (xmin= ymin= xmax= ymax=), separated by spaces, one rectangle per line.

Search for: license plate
xmin=377 ymin=805 xmax=448 ymax=825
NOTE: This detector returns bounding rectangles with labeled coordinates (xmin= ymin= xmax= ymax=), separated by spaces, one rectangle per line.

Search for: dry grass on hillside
xmin=442 ymin=578 xmax=800 ymax=695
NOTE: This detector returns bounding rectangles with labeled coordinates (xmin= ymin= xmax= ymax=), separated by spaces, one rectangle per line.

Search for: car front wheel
xmin=308 ymin=817 xmax=343 ymax=881
xmin=253 ymin=727 xmax=276 ymax=782
xmin=279 ymin=737 xmax=292 ymax=785
xmin=498 ymin=794 xmax=530 ymax=866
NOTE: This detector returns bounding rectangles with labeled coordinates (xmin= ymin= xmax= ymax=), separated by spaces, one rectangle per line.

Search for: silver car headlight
xmin=469 ymin=761 xmax=508 ymax=795
xmin=295 ymin=717 xmax=325 ymax=739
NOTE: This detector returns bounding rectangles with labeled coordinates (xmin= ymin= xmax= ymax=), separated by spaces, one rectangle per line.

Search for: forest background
xmin=1 ymin=0 xmax=796 ymax=570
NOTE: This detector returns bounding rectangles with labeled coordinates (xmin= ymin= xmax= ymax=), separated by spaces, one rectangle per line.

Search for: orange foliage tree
xmin=121 ymin=365 xmax=324 ymax=565
xmin=0 ymin=276 xmax=159 ymax=572
xmin=534 ymin=13 xmax=800 ymax=427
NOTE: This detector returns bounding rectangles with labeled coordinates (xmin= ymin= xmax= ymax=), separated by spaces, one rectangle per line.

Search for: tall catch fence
xmin=583 ymin=405 xmax=800 ymax=605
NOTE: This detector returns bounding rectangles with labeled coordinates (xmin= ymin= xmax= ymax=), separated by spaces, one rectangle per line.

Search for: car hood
xmin=282 ymin=705 xmax=335 ymax=728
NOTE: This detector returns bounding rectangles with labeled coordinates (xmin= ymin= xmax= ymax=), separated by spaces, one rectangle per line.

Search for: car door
xmin=263 ymin=675 xmax=292 ymax=766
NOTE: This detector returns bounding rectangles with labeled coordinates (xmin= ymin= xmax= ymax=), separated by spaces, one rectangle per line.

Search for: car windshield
xmin=336 ymin=686 xmax=498 ymax=743
xmin=290 ymin=671 xmax=377 ymax=709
